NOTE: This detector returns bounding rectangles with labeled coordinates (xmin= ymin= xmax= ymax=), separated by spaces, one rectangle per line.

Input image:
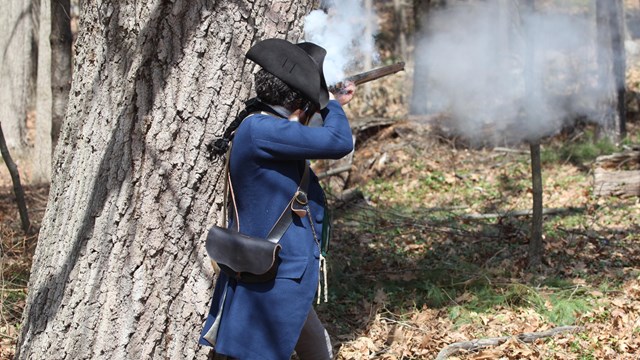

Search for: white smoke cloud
xmin=413 ymin=1 xmax=614 ymax=145
xmin=303 ymin=0 xmax=379 ymax=85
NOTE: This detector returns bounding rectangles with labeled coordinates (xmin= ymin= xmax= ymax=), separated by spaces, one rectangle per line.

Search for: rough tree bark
xmin=0 ymin=0 xmax=38 ymax=157
xmin=16 ymin=1 xmax=315 ymax=359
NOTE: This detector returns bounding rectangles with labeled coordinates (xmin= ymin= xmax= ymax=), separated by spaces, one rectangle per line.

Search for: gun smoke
xmin=303 ymin=0 xmax=379 ymax=85
xmin=412 ymin=1 xmax=618 ymax=145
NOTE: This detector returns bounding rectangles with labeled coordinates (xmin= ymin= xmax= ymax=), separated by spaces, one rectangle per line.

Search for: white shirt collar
xmin=268 ymin=105 xmax=292 ymax=119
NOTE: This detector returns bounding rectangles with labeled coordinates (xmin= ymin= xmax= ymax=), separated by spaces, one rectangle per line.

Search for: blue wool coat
xmin=200 ymin=100 xmax=353 ymax=359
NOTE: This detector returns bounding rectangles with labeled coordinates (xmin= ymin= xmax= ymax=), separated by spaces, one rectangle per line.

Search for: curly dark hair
xmin=207 ymin=69 xmax=314 ymax=158
xmin=254 ymin=69 xmax=308 ymax=111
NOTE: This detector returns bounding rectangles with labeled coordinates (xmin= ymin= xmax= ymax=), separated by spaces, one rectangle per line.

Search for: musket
xmin=329 ymin=62 xmax=405 ymax=92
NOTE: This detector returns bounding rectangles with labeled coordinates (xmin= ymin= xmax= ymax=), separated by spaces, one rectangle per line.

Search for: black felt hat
xmin=246 ymin=38 xmax=330 ymax=109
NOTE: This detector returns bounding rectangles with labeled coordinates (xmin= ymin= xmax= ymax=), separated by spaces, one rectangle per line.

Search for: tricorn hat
xmin=246 ymin=38 xmax=330 ymax=109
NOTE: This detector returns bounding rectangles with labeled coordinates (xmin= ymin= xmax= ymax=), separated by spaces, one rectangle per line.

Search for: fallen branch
xmin=0 ymin=122 xmax=31 ymax=234
xmin=0 ymin=332 xmax=17 ymax=340
xmin=336 ymin=187 xmax=362 ymax=203
xmin=350 ymin=116 xmax=399 ymax=133
xmin=493 ymin=147 xmax=530 ymax=154
xmin=317 ymin=165 xmax=352 ymax=179
xmin=594 ymin=149 xmax=639 ymax=170
xmin=461 ymin=207 xmax=583 ymax=220
xmin=0 ymin=288 xmax=27 ymax=292
xmin=435 ymin=326 xmax=581 ymax=360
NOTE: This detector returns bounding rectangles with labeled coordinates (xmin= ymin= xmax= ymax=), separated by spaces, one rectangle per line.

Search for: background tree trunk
xmin=393 ymin=0 xmax=408 ymax=61
xmin=528 ymin=142 xmax=543 ymax=269
xmin=520 ymin=0 xmax=544 ymax=270
xmin=609 ymin=0 xmax=626 ymax=140
xmin=409 ymin=0 xmax=434 ymax=115
xmin=0 ymin=0 xmax=38 ymax=158
xmin=16 ymin=1 xmax=315 ymax=359
xmin=596 ymin=0 xmax=626 ymax=143
xmin=33 ymin=0 xmax=52 ymax=183
xmin=33 ymin=0 xmax=73 ymax=183
xmin=50 ymin=0 xmax=73 ymax=152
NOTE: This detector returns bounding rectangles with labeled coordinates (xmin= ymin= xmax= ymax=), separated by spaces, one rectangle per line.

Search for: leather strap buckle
xmin=292 ymin=191 xmax=308 ymax=218
xmin=294 ymin=191 xmax=308 ymax=205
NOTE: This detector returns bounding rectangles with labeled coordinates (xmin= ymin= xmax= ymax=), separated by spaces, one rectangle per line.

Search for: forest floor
xmin=314 ymin=118 xmax=640 ymax=359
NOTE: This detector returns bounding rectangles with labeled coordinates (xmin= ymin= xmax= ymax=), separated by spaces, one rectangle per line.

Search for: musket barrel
xmin=345 ymin=62 xmax=405 ymax=86
xmin=329 ymin=62 xmax=405 ymax=92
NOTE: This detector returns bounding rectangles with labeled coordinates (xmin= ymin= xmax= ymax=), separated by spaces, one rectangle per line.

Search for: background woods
xmin=2 ymin=0 xmax=640 ymax=359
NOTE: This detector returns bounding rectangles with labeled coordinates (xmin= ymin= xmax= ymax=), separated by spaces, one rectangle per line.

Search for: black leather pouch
xmin=206 ymin=226 xmax=281 ymax=283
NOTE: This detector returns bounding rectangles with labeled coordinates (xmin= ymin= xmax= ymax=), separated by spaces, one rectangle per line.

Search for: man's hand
xmin=330 ymin=81 xmax=356 ymax=106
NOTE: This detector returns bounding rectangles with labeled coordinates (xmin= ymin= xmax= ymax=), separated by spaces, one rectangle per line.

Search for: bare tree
xmin=517 ymin=0 xmax=544 ymax=270
xmin=0 ymin=0 xmax=38 ymax=157
xmin=16 ymin=1 xmax=315 ymax=359
xmin=0 ymin=122 xmax=31 ymax=234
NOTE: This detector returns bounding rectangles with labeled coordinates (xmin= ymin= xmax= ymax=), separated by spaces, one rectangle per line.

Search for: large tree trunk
xmin=0 ymin=0 xmax=38 ymax=158
xmin=16 ymin=1 xmax=315 ymax=359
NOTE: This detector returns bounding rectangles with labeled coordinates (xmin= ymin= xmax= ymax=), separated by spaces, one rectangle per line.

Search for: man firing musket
xmin=202 ymin=37 xmax=404 ymax=360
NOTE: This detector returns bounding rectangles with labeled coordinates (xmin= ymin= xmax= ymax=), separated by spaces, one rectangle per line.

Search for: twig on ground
xmin=482 ymin=247 xmax=507 ymax=268
xmin=435 ymin=326 xmax=581 ymax=360
xmin=568 ymin=285 xmax=582 ymax=301
xmin=461 ymin=207 xmax=583 ymax=220
xmin=378 ymin=316 xmax=426 ymax=333
xmin=0 ymin=332 xmax=17 ymax=340
xmin=493 ymin=147 xmax=530 ymax=154
xmin=351 ymin=204 xmax=494 ymax=239
xmin=0 ymin=288 xmax=26 ymax=292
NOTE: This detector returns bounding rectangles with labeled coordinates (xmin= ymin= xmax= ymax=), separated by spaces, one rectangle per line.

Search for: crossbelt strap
xmin=226 ymin=159 xmax=310 ymax=243
xmin=265 ymin=163 xmax=310 ymax=243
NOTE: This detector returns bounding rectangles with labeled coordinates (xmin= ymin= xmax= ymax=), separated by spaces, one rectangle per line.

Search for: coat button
xmin=315 ymin=213 xmax=323 ymax=223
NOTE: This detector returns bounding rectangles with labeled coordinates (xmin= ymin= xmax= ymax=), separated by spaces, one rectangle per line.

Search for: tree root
xmin=435 ymin=326 xmax=581 ymax=360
